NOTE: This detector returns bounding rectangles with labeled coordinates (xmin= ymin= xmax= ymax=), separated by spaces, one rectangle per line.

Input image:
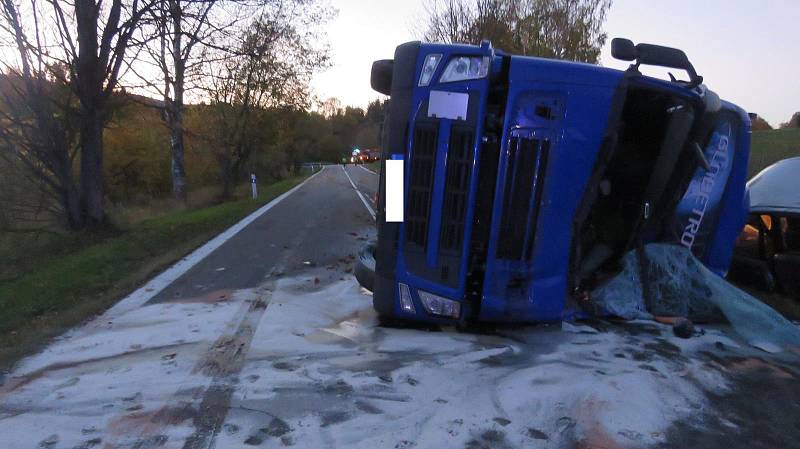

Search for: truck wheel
xmin=354 ymin=241 xmax=376 ymax=292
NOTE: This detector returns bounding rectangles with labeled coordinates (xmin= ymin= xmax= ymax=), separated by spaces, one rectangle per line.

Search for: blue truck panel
xmin=480 ymin=68 xmax=621 ymax=322
xmin=368 ymin=39 xmax=751 ymax=325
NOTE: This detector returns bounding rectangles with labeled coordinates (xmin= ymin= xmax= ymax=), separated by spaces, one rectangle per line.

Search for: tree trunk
xmin=168 ymin=4 xmax=189 ymax=202
xmin=79 ymin=117 xmax=105 ymax=226
xmin=64 ymin=184 xmax=82 ymax=230
xmin=170 ymin=118 xmax=188 ymax=202
xmin=221 ymin=170 xmax=233 ymax=200
xmin=56 ymin=148 xmax=83 ymax=230
xmin=220 ymin=156 xmax=233 ymax=200
xmin=75 ymin=1 xmax=106 ymax=227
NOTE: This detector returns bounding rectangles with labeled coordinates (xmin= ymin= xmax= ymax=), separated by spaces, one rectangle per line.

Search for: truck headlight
xmin=418 ymin=290 xmax=461 ymax=318
xmin=418 ymin=53 xmax=442 ymax=86
xmin=439 ymin=56 xmax=491 ymax=83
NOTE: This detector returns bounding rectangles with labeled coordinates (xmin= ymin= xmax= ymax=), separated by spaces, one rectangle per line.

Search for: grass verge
xmin=0 ymin=176 xmax=307 ymax=371
xmin=749 ymin=128 xmax=800 ymax=178
xmin=365 ymin=161 xmax=381 ymax=174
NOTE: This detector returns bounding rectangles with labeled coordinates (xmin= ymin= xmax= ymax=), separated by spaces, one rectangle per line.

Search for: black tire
xmin=355 ymin=241 xmax=376 ymax=292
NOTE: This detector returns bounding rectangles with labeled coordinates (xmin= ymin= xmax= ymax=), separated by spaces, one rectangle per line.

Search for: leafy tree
xmin=781 ymin=112 xmax=800 ymax=129
xmin=105 ymin=98 xmax=171 ymax=201
xmin=200 ymin=2 xmax=331 ymax=197
xmin=422 ymin=0 xmax=612 ymax=63
xmin=749 ymin=113 xmax=773 ymax=131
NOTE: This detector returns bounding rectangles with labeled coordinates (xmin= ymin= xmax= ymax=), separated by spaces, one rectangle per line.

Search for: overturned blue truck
xmin=358 ymin=38 xmax=751 ymax=325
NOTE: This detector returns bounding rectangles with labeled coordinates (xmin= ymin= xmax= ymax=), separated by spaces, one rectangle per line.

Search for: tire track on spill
xmin=181 ymin=287 xmax=272 ymax=449
xmin=182 ymin=168 xmax=351 ymax=448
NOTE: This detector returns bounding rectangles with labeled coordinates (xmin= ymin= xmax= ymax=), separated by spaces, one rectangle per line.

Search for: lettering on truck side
xmin=681 ymin=133 xmax=729 ymax=249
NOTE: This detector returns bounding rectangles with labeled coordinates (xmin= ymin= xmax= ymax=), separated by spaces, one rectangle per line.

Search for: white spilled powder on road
xmin=216 ymin=277 xmax=733 ymax=449
xmin=0 ymin=288 xmax=259 ymax=449
xmin=14 ymin=295 xmax=245 ymax=375
xmin=0 ymin=273 xmax=750 ymax=449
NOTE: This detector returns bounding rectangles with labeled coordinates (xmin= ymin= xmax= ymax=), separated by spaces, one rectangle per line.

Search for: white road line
xmin=342 ymin=165 xmax=376 ymax=220
xmin=358 ymin=164 xmax=377 ymax=175
xmin=103 ymin=167 xmax=327 ymax=318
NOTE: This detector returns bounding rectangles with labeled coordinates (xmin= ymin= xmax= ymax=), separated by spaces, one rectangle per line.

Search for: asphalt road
xmin=1 ymin=163 xmax=799 ymax=449
xmin=149 ymin=164 xmax=377 ymax=303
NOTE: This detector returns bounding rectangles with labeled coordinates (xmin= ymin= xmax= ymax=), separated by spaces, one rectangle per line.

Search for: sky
xmin=312 ymin=0 xmax=800 ymax=127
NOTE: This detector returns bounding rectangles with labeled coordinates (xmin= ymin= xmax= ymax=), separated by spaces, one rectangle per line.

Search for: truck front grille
xmin=497 ymin=135 xmax=549 ymax=260
xmin=406 ymin=123 xmax=438 ymax=249
xmin=440 ymin=126 xmax=474 ymax=253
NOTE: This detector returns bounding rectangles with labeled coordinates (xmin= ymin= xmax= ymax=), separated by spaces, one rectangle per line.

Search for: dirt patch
xmin=165 ymin=289 xmax=234 ymax=304
xmin=526 ymin=427 xmax=549 ymax=440
xmin=465 ymin=429 xmax=511 ymax=449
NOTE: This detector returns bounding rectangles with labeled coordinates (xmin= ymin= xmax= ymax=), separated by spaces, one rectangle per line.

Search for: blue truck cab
xmin=366 ymin=38 xmax=750 ymax=324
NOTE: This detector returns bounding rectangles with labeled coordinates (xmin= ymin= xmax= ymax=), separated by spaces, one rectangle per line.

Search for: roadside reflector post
xmin=251 ymin=173 xmax=258 ymax=199
xmin=386 ymin=158 xmax=404 ymax=222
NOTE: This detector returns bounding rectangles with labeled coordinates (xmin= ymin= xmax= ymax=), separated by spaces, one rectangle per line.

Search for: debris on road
xmin=671 ymin=317 xmax=695 ymax=339
xmin=591 ymin=244 xmax=800 ymax=351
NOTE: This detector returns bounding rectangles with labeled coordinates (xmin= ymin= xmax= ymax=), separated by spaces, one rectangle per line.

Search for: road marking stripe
xmin=359 ymin=164 xmax=377 ymax=175
xmin=102 ymin=167 xmax=327 ymax=318
xmin=342 ymin=165 xmax=376 ymax=220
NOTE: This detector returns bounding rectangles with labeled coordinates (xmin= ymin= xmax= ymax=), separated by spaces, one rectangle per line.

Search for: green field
xmin=0 ymin=176 xmax=306 ymax=369
xmin=749 ymin=128 xmax=800 ymax=178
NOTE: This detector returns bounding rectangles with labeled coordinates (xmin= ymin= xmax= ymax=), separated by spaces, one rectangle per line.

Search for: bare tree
xmin=0 ymin=0 xmax=157 ymax=228
xmin=320 ymin=97 xmax=342 ymax=118
xmin=420 ymin=0 xmax=475 ymax=44
xmin=133 ymin=0 xmax=327 ymax=203
xmin=0 ymin=1 xmax=81 ymax=229
xmin=422 ymin=0 xmax=612 ymax=64
xmin=70 ymin=0 xmax=157 ymax=225
xmin=131 ymin=0 xmax=248 ymax=202
xmin=201 ymin=1 xmax=330 ymax=198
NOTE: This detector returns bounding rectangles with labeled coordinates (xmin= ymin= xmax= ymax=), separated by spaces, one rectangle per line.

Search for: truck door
xmin=481 ymin=126 xmax=552 ymax=315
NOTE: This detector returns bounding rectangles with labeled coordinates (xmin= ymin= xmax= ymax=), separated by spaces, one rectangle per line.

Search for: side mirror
xmin=370 ymin=59 xmax=393 ymax=96
xmin=611 ymin=37 xmax=703 ymax=88
xmin=611 ymin=38 xmax=636 ymax=61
